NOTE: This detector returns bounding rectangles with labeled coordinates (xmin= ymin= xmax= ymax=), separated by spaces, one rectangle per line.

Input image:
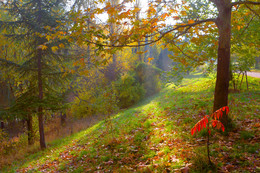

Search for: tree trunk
xmin=0 ymin=121 xmax=4 ymax=129
xmin=27 ymin=115 xmax=34 ymax=145
xmin=109 ymin=0 xmax=117 ymax=81
xmin=60 ymin=112 xmax=66 ymax=126
xmin=239 ymin=72 xmax=244 ymax=89
xmin=213 ymin=0 xmax=232 ymax=126
xmin=37 ymin=49 xmax=46 ymax=149
xmin=36 ymin=0 xmax=46 ymax=150
xmin=245 ymin=71 xmax=248 ymax=90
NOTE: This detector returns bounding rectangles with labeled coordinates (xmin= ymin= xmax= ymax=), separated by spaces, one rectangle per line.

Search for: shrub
xmin=0 ymin=129 xmax=8 ymax=154
xmin=191 ymin=106 xmax=229 ymax=165
xmin=71 ymin=86 xmax=118 ymax=117
xmin=0 ymin=129 xmax=27 ymax=155
xmin=113 ymin=73 xmax=145 ymax=108
xmin=135 ymin=63 xmax=161 ymax=96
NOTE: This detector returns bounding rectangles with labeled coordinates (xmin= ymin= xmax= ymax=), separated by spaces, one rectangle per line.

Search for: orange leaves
xmin=180 ymin=11 xmax=187 ymax=16
xmin=188 ymin=20 xmax=195 ymax=24
xmin=212 ymin=106 xmax=229 ymax=120
xmin=59 ymin=43 xmax=65 ymax=48
xmin=172 ymin=16 xmax=180 ymax=20
xmin=191 ymin=106 xmax=229 ymax=135
xmin=118 ymin=10 xmax=131 ymax=20
xmin=38 ymin=45 xmax=48 ymax=50
xmin=237 ymin=25 xmax=242 ymax=30
xmin=212 ymin=120 xmax=225 ymax=132
xmin=222 ymin=106 xmax=229 ymax=114
xmin=147 ymin=57 xmax=154 ymax=63
xmin=160 ymin=13 xmax=169 ymax=20
xmin=148 ymin=6 xmax=157 ymax=16
xmin=191 ymin=116 xmax=208 ymax=135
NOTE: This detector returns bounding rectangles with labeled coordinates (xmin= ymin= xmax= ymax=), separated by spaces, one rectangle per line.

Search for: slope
xmin=3 ymin=73 xmax=260 ymax=172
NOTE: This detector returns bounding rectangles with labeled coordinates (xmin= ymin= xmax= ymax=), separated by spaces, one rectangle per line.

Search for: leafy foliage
xmin=191 ymin=106 xmax=229 ymax=135
xmin=71 ymin=86 xmax=118 ymax=117
xmin=113 ymin=72 xmax=145 ymax=108
xmin=135 ymin=63 xmax=162 ymax=96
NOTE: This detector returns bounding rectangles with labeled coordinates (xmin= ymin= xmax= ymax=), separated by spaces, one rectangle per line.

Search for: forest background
xmin=0 ymin=0 xmax=259 ymax=171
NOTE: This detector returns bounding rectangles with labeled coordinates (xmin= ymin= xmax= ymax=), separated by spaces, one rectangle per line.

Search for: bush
xmin=0 ymin=129 xmax=27 ymax=155
xmin=113 ymin=73 xmax=145 ymax=108
xmin=0 ymin=129 xmax=8 ymax=154
xmin=71 ymin=63 xmax=161 ymax=115
xmin=71 ymin=86 xmax=118 ymax=117
xmin=135 ymin=63 xmax=161 ymax=96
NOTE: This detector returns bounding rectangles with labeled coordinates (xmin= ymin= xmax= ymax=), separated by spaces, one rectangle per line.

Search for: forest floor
xmin=1 ymin=73 xmax=260 ymax=173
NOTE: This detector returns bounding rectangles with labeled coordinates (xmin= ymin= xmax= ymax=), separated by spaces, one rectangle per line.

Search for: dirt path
xmin=247 ymin=72 xmax=260 ymax=78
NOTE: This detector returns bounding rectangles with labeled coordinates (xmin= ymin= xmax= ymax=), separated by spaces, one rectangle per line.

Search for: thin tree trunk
xmin=37 ymin=50 xmax=46 ymax=149
xmin=207 ymin=129 xmax=211 ymax=165
xmin=245 ymin=71 xmax=248 ymax=90
xmin=0 ymin=121 xmax=4 ymax=129
xmin=109 ymin=0 xmax=118 ymax=81
xmin=235 ymin=72 xmax=241 ymax=90
xmin=213 ymin=0 xmax=232 ymax=127
xmin=135 ymin=0 xmax=142 ymax=62
xmin=27 ymin=115 xmax=34 ymax=145
xmin=60 ymin=112 xmax=66 ymax=126
xmin=239 ymin=72 xmax=244 ymax=89
xmin=36 ymin=0 xmax=46 ymax=150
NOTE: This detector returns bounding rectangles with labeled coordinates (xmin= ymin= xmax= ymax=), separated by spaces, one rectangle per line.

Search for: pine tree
xmin=0 ymin=0 xmax=70 ymax=149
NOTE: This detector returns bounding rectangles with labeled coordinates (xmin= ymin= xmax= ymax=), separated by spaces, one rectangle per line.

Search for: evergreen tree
xmin=0 ymin=0 xmax=70 ymax=149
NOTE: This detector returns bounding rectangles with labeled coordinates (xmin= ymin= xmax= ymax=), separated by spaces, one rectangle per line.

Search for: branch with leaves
xmin=191 ymin=106 xmax=229 ymax=164
xmin=191 ymin=106 xmax=229 ymax=135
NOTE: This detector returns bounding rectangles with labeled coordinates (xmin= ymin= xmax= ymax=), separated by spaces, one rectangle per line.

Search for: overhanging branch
xmin=231 ymin=1 xmax=260 ymax=6
xmin=83 ymin=18 xmax=216 ymax=48
xmin=245 ymin=4 xmax=260 ymax=17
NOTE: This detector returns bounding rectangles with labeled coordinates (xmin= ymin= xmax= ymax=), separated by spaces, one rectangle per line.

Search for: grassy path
xmin=2 ymin=74 xmax=260 ymax=172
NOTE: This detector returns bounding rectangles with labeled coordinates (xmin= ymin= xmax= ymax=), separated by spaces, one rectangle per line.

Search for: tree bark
xmin=27 ymin=114 xmax=34 ymax=145
xmin=239 ymin=72 xmax=244 ymax=89
xmin=60 ymin=112 xmax=66 ymax=126
xmin=213 ymin=0 xmax=232 ymax=126
xmin=37 ymin=49 xmax=46 ymax=149
xmin=108 ymin=0 xmax=118 ymax=81
xmin=245 ymin=71 xmax=248 ymax=90
xmin=36 ymin=0 xmax=46 ymax=150
xmin=0 ymin=121 xmax=4 ymax=129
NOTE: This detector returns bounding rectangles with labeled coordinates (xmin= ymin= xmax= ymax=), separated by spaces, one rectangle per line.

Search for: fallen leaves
xmin=13 ymin=78 xmax=260 ymax=173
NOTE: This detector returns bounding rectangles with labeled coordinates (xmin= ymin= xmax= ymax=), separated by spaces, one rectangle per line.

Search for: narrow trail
xmin=247 ymin=72 xmax=260 ymax=78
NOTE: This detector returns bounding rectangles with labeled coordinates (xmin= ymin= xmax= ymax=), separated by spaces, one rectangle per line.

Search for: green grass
xmin=2 ymin=73 xmax=260 ymax=172
xmin=250 ymin=69 xmax=260 ymax=73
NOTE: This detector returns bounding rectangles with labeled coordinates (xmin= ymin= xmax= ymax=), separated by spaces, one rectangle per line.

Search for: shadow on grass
xmin=4 ymin=74 xmax=259 ymax=172
xmin=1 ymin=119 xmax=105 ymax=172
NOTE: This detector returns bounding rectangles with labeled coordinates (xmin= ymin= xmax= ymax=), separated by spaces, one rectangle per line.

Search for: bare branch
xmin=231 ymin=1 xmax=260 ymax=7
xmin=237 ymin=15 xmax=255 ymax=38
xmin=245 ymin=4 xmax=260 ymax=17
xmin=171 ymin=42 xmax=199 ymax=62
xmin=232 ymin=15 xmax=255 ymax=43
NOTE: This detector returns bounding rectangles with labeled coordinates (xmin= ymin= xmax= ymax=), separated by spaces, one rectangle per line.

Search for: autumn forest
xmin=0 ymin=0 xmax=259 ymax=172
